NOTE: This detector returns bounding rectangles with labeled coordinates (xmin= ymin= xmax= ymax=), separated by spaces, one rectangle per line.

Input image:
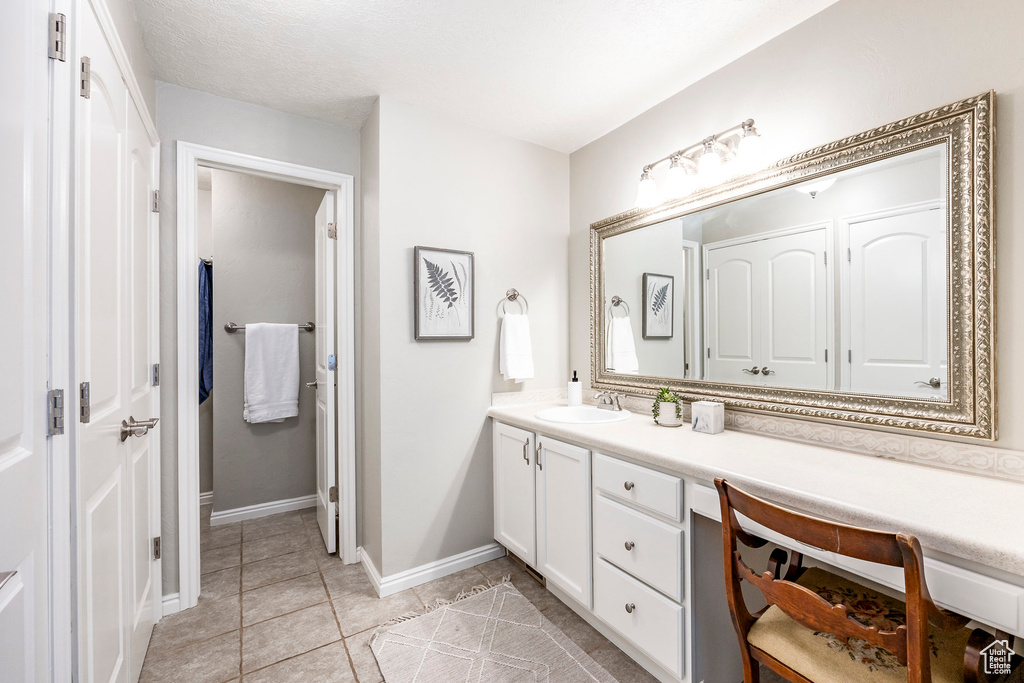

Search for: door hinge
xmin=707 ymin=347 xmax=711 ymax=359
xmin=48 ymin=13 xmax=67 ymax=61
xmin=847 ymin=248 xmax=852 ymax=262
xmin=848 ymin=349 xmax=853 ymax=363
xmin=705 ymin=270 xmax=709 ymax=281
xmin=47 ymin=389 xmax=65 ymax=436
xmin=824 ymin=252 xmax=828 ymax=266
xmin=152 ymin=537 xmax=161 ymax=560
xmin=152 ymin=363 xmax=161 ymax=386
xmin=824 ymin=349 xmax=828 ymax=363
xmin=79 ymin=382 xmax=91 ymax=423
xmin=152 ymin=190 xmax=160 ymax=213
xmin=327 ymin=222 xmax=337 ymax=239
xmin=80 ymin=56 xmax=91 ymax=98
xmin=329 ymin=486 xmax=338 ymax=503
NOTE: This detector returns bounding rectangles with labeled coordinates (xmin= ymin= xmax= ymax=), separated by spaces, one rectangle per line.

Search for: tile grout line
xmin=307 ymin=519 xmax=361 ymax=681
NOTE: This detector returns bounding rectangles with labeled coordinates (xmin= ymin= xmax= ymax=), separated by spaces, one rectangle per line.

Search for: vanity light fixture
xmin=633 ymin=118 xmax=762 ymax=208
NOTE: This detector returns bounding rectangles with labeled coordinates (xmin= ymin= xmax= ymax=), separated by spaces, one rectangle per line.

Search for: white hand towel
xmin=243 ymin=323 xmax=300 ymax=423
xmin=606 ymin=316 xmax=640 ymax=374
xmin=499 ymin=313 xmax=535 ymax=383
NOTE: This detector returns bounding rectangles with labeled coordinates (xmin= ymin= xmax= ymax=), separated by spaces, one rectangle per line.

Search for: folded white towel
xmin=499 ymin=313 xmax=535 ymax=383
xmin=243 ymin=323 xmax=300 ymax=423
xmin=606 ymin=316 xmax=640 ymax=374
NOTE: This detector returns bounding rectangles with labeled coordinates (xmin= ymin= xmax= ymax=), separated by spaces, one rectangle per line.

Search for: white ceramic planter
xmin=656 ymin=402 xmax=681 ymax=427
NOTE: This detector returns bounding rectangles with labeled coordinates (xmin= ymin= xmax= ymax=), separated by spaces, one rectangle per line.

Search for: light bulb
xmin=635 ymin=169 xmax=660 ymax=208
xmin=663 ymin=158 xmax=694 ymax=199
xmin=698 ymin=145 xmax=723 ymax=185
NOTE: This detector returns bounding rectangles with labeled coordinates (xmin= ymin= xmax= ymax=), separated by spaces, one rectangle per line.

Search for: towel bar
xmin=224 ymin=322 xmax=315 ymax=333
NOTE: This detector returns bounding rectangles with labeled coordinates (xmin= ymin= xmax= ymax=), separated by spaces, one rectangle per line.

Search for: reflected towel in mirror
xmin=606 ymin=316 xmax=640 ymax=374
xmin=500 ymin=313 xmax=534 ymax=383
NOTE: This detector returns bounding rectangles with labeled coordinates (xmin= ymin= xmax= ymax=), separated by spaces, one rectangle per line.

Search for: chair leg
xmin=742 ymin=654 xmax=761 ymax=683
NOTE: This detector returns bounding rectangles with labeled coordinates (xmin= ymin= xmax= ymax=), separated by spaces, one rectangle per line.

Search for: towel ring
xmin=609 ymin=296 xmax=630 ymax=317
xmin=499 ymin=288 xmax=529 ymax=315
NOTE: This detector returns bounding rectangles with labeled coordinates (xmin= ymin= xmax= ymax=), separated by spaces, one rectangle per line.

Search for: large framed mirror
xmin=591 ymin=92 xmax=994 ymax=439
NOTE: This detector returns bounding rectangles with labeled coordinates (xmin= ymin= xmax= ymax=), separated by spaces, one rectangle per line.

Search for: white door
xmin=759 ymin=230 xmax=830 ymax=390
xmin=843 ymin=205 xmax=947 ymax=398
xmin=705 ymin=227 xmax=830 ymax=389
xmin=0 ymin=0 xmax=51 ymax=678
xmin=314 ymin=193 xmax=338 ymax=553
xmin=125 ymin=101 xmax=160 ymax=682
xmin=76 ymin=3 xmax=160 ymax=681
xmin=493 ymin=422 xmax=536 ymax=567
xmin=705 ymin=245 xmax=760 ymax=384
xmin=536 ymin=437 xmax=592 ymax=608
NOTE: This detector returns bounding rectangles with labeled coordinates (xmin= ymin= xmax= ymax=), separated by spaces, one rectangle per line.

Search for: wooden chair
xmin=715 ymin=478 xmax=1023 ymax=683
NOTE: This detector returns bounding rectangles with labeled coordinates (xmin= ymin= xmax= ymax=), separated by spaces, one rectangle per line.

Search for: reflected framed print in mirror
xmin=642 ymin=273 xmax=674 ymax=339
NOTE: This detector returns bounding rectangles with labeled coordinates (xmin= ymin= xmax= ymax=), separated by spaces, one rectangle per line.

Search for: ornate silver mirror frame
xmin=591 ymin=92 xmax=995 ymax=439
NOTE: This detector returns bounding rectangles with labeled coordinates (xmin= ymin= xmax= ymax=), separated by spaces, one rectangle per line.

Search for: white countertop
xmin=488 ymin=403 xmax=1024 ymax=579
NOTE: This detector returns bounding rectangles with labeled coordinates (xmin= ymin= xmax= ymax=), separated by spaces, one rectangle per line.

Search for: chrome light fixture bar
xmin=635 ymin=119 xmax=763 ymax=208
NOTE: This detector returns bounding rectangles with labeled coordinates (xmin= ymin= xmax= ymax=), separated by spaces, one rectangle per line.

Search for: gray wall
xmin=569 ymin=0 xmax=1024 ymax=454
xmin=210 ymin=170 xmax=325 ymax=512
xmin=361 ymin=97 xmax=570 ymax=577
xmin=157 ymin=82 xmax=360 ymax=595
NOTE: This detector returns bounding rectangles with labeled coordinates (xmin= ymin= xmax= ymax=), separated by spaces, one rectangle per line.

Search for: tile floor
xmin=141 ymin=506 xmax=663 ymax=682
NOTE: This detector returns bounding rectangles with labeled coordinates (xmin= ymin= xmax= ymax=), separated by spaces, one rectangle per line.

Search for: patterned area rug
xmin=371 ymin=580 xmax=616 ymax=682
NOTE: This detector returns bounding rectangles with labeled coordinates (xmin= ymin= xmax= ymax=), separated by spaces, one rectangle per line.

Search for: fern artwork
xmin=642 ymin=272 xmax=674 ymax=339
xmin=414 ymin=246 xmax=475 ymax=340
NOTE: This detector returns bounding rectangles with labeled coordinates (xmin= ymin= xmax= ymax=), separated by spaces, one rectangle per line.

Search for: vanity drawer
xmin=593 ymin=453 xmax=682 ymax=521
xmin=594 ymin=558 xmax=684 ymax=677
xmin=594 ymin=494 xmax=683 ymax=601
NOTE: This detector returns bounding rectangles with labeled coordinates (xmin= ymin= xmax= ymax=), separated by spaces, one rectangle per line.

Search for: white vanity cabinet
xmin=492 ymin=422 xmax=593 ymax=607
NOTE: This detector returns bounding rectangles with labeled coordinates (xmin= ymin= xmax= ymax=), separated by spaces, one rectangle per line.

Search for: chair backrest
xmin=715 ymin=478 xmax=936 ymax=683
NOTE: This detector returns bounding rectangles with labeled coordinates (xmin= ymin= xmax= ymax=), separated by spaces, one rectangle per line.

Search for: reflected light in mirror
xmin=635 ymin=168 xmax=660 ymax=208
xmin=795 ymin=177 xmax=837 ymax=199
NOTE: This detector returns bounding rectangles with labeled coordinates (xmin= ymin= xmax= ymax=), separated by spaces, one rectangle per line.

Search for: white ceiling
xmin=133 ymin=0 xmax=836 ymax=153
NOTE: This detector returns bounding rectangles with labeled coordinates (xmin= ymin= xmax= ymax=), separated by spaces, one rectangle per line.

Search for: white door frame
xmin=175 ymin=142 xmax=356 ymax=611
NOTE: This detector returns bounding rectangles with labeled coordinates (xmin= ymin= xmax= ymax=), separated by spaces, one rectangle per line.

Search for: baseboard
xmin=210 ymin=494 xmax=317 ymax=526
xmin=162 ymin=592 xmax=180 ymax=616
xmin=199 ymin=491 xmax=213 ymax=506
xmin=359 ymin=542 xmax=507 ymax=598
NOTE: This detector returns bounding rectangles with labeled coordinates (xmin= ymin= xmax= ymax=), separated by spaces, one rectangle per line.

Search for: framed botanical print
xmin=414 ymin=246 xmax=475 ymax=340
xmin=643 ymin=272 xmax=673 ymax=339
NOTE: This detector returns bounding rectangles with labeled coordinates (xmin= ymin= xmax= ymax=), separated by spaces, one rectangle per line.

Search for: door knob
xmin=306 ymin=380 xmax=319 ymax=389
xmin=741 ymin=366 xmax=761 ymax=375
xmin=120 ymin=416 xmax=159 ymax=442
xmin=760 ymin=367 xmax=775 ymax=376
xmin=915 ymin=377 xmax=942 ymax=389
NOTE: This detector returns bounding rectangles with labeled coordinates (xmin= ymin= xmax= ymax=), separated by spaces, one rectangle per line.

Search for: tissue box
xmin=691 ymin=401 xmax=724 ymax=434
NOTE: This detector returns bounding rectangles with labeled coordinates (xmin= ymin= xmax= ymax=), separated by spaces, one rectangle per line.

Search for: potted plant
xmin=652 ymin=388 xmax=683 ymax=427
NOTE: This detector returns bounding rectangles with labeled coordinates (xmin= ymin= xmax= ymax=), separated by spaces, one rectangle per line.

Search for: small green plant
xmin=651 ymin=388 xmax=682 ymax=423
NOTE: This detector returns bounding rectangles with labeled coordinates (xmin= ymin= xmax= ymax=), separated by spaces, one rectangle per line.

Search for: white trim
xmin=176 ymin=142 xmax=356 ymax=610
xmin=361 ymin=543 xmax=507 ymax=598
xmin=199 ymin=491 xmax=213 ymax=506
xmin=209 ymin=494 xmax=317 ymax=526
xmin=161 ymin=593 xmax=180 ymax=616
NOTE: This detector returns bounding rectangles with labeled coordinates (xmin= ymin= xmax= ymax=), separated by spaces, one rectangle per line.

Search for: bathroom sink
xmin=535 ymin=406 xmax=632 ymax=424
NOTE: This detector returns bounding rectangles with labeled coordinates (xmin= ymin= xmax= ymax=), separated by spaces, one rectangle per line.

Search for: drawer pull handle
xmin=625 ymin=602 xmax=636 ymax=614
xmin=624 ymin=541 xmax=635 ymax=551
xmin=623 ymin=481 xmax=634 ymax=491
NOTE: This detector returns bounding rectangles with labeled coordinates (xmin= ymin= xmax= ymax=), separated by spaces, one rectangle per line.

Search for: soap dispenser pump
xmin=568 ymin=371 xmax=582 ymax=407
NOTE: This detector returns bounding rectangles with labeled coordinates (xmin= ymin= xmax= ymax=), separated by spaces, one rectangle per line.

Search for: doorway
xmin=176 ymin=143 xmax=356 ymax=614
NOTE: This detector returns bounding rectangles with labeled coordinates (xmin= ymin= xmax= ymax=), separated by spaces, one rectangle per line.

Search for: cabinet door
xmin=536 ymin=437 xmax=592 ymax=608
xmin=493 ymin=422 xmax=536 ymax=567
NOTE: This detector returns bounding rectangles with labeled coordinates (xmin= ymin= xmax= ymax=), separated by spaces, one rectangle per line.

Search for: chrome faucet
xmin=594 ymin=391 xmax=625 ymax=411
